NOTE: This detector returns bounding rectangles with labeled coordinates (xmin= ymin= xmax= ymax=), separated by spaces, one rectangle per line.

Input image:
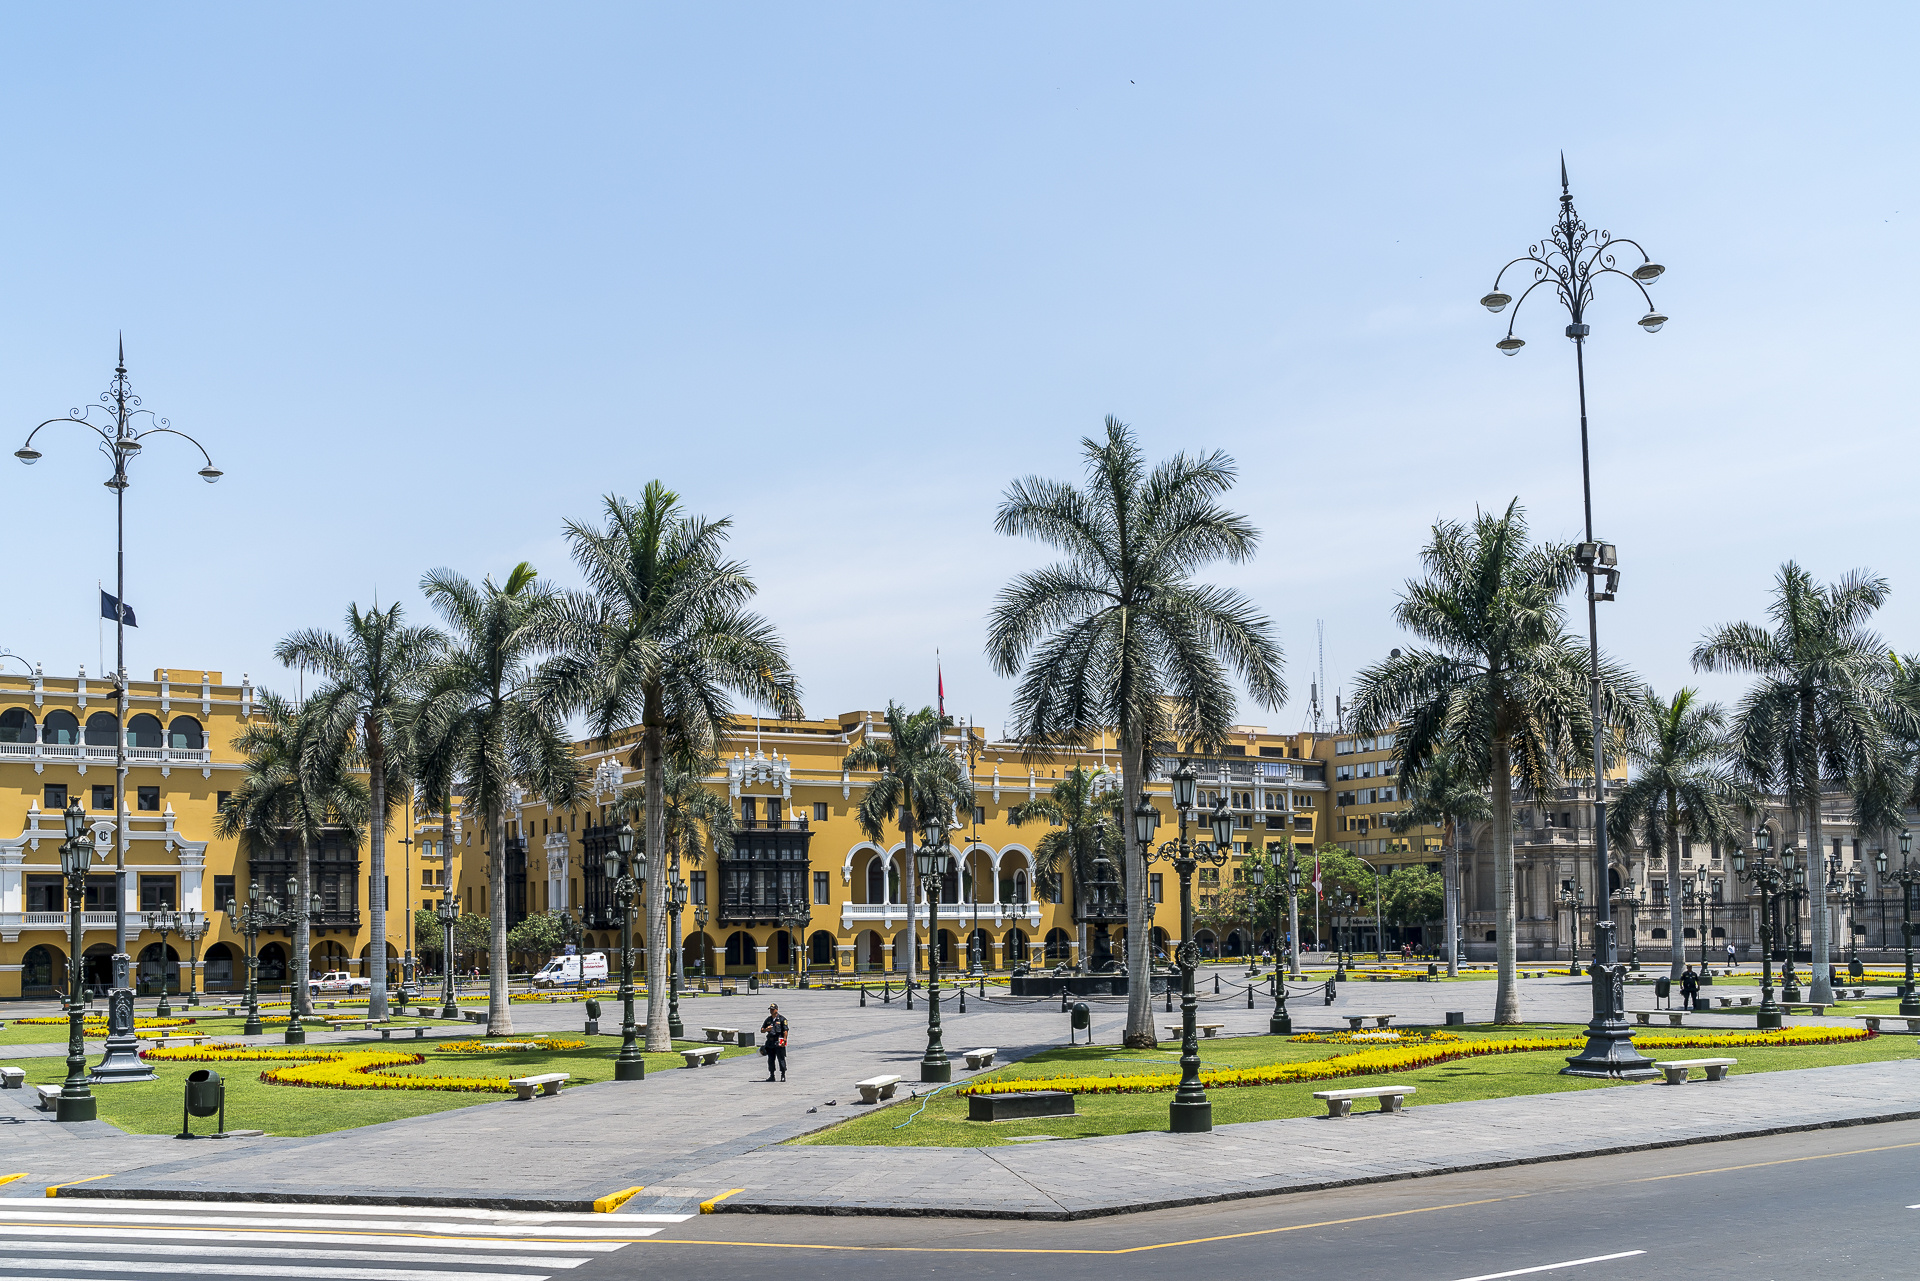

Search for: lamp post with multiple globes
xmin=603 ymin=821 xmax=646 ymax=1080
xmin=917 ymin=815 xmax=953 ymax=1083
xmin=56 ymin=800 xmax=98 ymax=1122
xmin=1877 ymin=831 xmax=1918 ymax=1015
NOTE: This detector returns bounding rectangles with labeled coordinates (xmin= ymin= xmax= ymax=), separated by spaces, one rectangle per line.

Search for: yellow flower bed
xmin=16 ymin=1016 xmax=197 ymax=1030
xmin=509 ymin=989 xmax=617 ymax=1003
xmin=1288 ymin=1030 xmax=1465 ymax=1045
xmin=960 ymin=1026 xmax=1872 ymax=1097
xmin=434 ymin=1037 xmax=586 ymax=1053
xmin=137 ymin=1041 xmax=565 ymax=1095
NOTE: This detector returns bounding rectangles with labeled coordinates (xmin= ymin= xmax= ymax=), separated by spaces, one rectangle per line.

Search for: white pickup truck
xmin=308 ymin=971 xmax=371 ymax=997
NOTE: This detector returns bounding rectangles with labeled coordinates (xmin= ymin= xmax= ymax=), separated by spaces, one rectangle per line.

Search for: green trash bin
xmin=181 ymin=1068 xmax=224 ymax=1138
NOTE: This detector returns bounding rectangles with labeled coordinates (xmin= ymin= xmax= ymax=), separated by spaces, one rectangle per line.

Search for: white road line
xmin=1451 ymin=1252 xmax=1648 ymax=1281
xmin=34 ymin=1200 xmax=651 ymax=1224
xmin=6 ymin=1241 xmax=591 ymax=1268
xmin=0 ymin=1262 xmax=550 ymax=1281
xmin=0 ymin=1227 xmax=629 ymax=1251
xmin=0 ymin=1212 xmax=673 ymax=1236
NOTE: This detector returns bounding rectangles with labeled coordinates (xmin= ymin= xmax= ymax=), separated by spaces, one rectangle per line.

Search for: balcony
xmin=837 ymin=900 xmax=1044 ymax=929
xmin=0 ymin=741 xmax=211 ymax=765
xmin=734 ymin=817 xmax=810 ymax=832
xmin=13 ymin=911 xmax=122 ymax=931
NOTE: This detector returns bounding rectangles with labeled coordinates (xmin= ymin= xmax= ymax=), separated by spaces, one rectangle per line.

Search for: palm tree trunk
xmin=643 ymin=719 xmax=670 ymax=1051
xmin=902 ymin=819 xmax=918 ymax=990
xmin=1491 ymin=737 xmax=1519 ymax=1023
xmin=1666 ymin=793 xmax=1685 ymax=981
xmin=368 ymin=731 xmax=389 ymax=1022
xmin=488 ymin=806 xmax=511 ymax=1034
xmin=1443 ymin=823 xmax=1460 ymax=978
xmin=296 ymin=831 xmax=314 ymax=1016
xmin=1803 ymin=698 xmax=1831 ymax=1002
xmin=1121 ymin=727 xmax=1154 ymax=1048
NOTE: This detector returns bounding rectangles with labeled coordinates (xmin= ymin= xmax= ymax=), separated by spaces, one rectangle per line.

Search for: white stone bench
xmin=1633 ymin=1011 xmax=1686 ymax=1027
xmin=1343 ymin=1015 xmax=1396 ymax=1031
xmin=327 ymin=1019 xmax=375 ymax=1031
xmin=34 ymin=1083 xmax=62 ymax=1110
xmin=376 ymin=1025 xmax=432 ymax=1040
xmin=1778 ymin=1002 xmax=1827 ymax=1015
xmin=155 ymin=1034 xmax=209 ymax=1046
xmin=855 ymin=1073 xmax=903 ymax=1103
xmin=1654 ymin=1057 xmax=1736 ymax=1085
xmin=702 ymin=1027 xmax=738 ymax=1043
xmin=680 ymin=1046 xmax=724 ymax=1067
xmin=1853 ymin=1014 xmax=1920 ymax=1034
xmin=508 ymin=1072 xmax=569 ymax=1100
xmin=963 ymin=1048 xmax=998 ymax=1070
xmin=0 ymin=1066 xmax=24 ymax=1089
xmin=1165 ymin=1023 xmax=1225 ymax=1038
xmin=1313 ymin=1084 xmax=1416 ymax=1117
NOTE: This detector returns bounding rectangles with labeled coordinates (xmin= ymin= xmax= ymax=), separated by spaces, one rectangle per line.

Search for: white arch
xmin=841 ymin=840 xmax=887 ymax=886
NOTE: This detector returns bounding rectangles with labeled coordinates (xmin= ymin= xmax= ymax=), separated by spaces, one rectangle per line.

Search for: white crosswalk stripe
xmin=0 ymin=1197 xmax=687 ymax=1281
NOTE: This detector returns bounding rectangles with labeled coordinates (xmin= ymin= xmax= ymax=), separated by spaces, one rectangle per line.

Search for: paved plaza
xmin=5 ymin=969 xmax=1916 ymax=1218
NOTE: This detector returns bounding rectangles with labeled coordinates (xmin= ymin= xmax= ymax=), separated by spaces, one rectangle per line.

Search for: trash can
xmin=1654 ymin=976 xmax=1671 ymax=1006
xmin=1070 ymin=1001 xmax=1091 ymax=1031
xmin=748 ymin=974 xmax=760 ymax=992
xmin=181 ymin=1068 xmax=224 ymax=1138
xmin=584 ymin=997 xmax=601 ymax=1035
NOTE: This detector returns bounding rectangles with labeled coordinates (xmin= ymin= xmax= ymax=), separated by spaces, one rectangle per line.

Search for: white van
xmin=532 ymin=952 xmax=609 ymax=988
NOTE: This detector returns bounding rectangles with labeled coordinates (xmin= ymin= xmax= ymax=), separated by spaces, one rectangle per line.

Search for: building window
xmin=813 ymin=802 xmax=829 ymax=822
xmin=813 ymin=871 xmax=829 ymax=905
xmin=691 ymin=871 xmax=707 ymax=905
xmin=217 ymin=791 xmax=232 ymax=813
xmin=213 ymin=875 xmax=236 ymax=912
xmin=973 ymin=806 xmax=986 ymax=825
xmin=44 ymin=784 xmax=68 ymax=811
xmin=137 ymin=786 xmax=159 ymax=811
xmin=1149 ymin=872 xmax=1163 ymax=903
xmin=92 ymin=785 xmax=114 ymax=810
xmin=740 ymin=798 xmax=757 ymax=822
xmin=139 ymin=874 xmax=176 ymax=911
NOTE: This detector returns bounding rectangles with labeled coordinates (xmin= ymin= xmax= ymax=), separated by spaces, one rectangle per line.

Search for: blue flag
xmin=100 ymin=590 xmax=137 ymax=627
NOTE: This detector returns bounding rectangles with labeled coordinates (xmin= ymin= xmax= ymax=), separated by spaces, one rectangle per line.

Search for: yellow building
xmin=1322 ymin=730 xmax=1444 ymax=870
xmin=0 ymin=665 xmax=403 ymax=1000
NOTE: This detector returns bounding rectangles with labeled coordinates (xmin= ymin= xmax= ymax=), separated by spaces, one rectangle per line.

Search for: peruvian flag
xmin=1313 ymin=851 xmax=1323 ymax=900
xmin=937 ymin=651 xmax=945 ymax=718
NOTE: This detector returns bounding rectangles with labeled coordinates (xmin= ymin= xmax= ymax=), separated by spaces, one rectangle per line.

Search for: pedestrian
xmin=1680 ymin=966 xmax=1698 ymax=1006
xmin=1726 ymin=941 xmax=1736 ymax=969
xmin=760 ymin=1003 xmax=789 ymax=1082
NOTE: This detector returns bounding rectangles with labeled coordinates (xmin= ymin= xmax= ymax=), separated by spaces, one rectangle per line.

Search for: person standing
xmin=761 ymin=1004 xmax=789 ymax=1082
xmin=1681 ymin=965 xmax=1699 ymax=1008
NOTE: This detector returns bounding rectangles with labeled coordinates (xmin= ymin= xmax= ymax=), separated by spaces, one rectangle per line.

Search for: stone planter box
xmin=968 ymin=1090 xmax=1075 ymax=1122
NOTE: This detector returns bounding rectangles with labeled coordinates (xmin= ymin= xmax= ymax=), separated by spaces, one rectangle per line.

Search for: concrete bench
xmin=0 ymin=1066 xmax=24 ymax=1089
xmin=1778 ymin=1002 xmax=1827 ymax=1015
xmin=1654 ymin=1057 xmax=1736 ymax=1085
xmin=1853 ymin=1014 xmax=1920 ymax=1034
xmin=1312 ymin=1084 xmax=1416 ymax=1117
xmin=376 ymin=1025 xmax=432 ymax=1040
xmin=855 ymin=1074 xmax=903 ymax=1104
xmin=327 ymin=1019 xmax=375 ymax=1031
xmin=155 ymin=1034 xmax=209 ymax=1046
xmin=508 ymin=1072 xmax=569 ymax=1100
xmin=1343 ymin=1015 xmax=1396 ymax=1031
xmin=465 ymin=1010 xmax=488 ymax=1024
xmin=701 ymin=1026 xmax=738 ymax=1043
xmin=1633 ymin=1011 xmax=1686 ymax=1027
xmin=963 ymin=1048 xmax=998 ymax=1070
xmin=1165 ymin=1023 xmax=1225 ymax=1038
xmin=34 ymin=1083 xmax=62 ymax=1111
xmin=680 ymin=1046 xmax=724 ymax=1067
xmin=1738 ymin=996 xmax=1754 ymax=1006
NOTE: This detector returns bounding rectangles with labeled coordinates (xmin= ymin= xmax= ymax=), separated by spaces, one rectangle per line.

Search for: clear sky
xmin=2 ymin=5 xmax=1914 ymax=737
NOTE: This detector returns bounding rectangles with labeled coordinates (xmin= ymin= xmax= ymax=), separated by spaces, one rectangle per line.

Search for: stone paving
xmin=4 ymin=967 xmax=1914 ymax=1217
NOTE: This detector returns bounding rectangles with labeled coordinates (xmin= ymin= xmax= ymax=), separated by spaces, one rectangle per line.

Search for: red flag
xmin=1312 ymin=851 xmax=1323 ymax=901
xmin=937 ymin=650 xmax=945 ymax=718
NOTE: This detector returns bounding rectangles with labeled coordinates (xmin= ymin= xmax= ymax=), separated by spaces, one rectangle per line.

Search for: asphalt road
xmin=594 ymin=1118 xmax=1920 ymax=1281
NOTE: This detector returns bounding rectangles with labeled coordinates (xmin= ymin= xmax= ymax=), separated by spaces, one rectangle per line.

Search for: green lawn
xmin=17 ymin=1036 xmax=752 ymax=1137
xmin=792 ymin=1023 xmax=1916 ymax=1148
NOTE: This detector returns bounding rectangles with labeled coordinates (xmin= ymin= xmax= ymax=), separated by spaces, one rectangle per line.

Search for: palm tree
xmin=414 ymin=562 xmax=585 ymax=1035
xmin=1854 ymin=653 xmax=1920 ymax=855
xmin=1007 ymin=766 xmax=1126 ymax=967
xmin=608 ymin=754 xmax=735 ymax=998
xmin=540 ymin=487 xmax=801 ymax=1051
xmin=1387 ymin=744 xmax=1491 ymax=977
xmin=278 ymin=603 xmax=442 ymax=1019
xmin=1606 ymin=688 xmax=1752 ymax=980
xmin=215 ymin=691 xmax=370 ymax=1015
xmin=1350 ymin=501 xmax=1637 ymax=1023
xmin=1694 ymin=564 xmax=1896 ymax=1003
xmin=987 ymin=416 xmax=1287 ymax=1048
xmin=843 ymin=704 xmax=975 ymax=986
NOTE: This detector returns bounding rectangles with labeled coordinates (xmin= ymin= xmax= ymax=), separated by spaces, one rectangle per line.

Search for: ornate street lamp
xmin=17 ymin=344 xmax=222 ymax=1085
xmin=177 ymin=909 xmax=206 ymax=1007
xmin=228 ymin=881 xmax=277 ymax=1037
xmin=1560 ymin=880 xmax=1586 ymax=976
xmin=56 ymin=800 xmax=98 ymax=1122
xmin=1878 ymin=831 xmax=1919 ymax=1015
xmin=1625 ymin=881 xmax=1643 ymax=972
xmin=1781 ymin=847 xmax=1807 ymax=1002
xmin=967 ymin=811 xmax=985 ymax=977
xmin=918 ymin=815 xmax=952 ymax=1083
xmin=436 ymin=892 xmax=461 ymax=1020
xmin=667 ymin=866 xmax=689 ymax=1034
xmin=1733 ymin=839 xmax=1787 ymax=1028
xmin=1137 ymin=761 xmax=1234 ymax=1133
xmin=1484 ymin=160 xmax=1664 ymax=1078
xmin=278 ymin=878 xmax=323 ymax=1046
xmin=782 ymin=896 xmax=808 ymax=991
xmin=694 ymin=903 xmax=710 ymax=984
xmin=1249 ymin=849 xmax=1293 ymax=1035
xmin=141 ymin=906 xmax=180 ymax=1019
xmin=604 ymin=821 xmax=646 ymax=1078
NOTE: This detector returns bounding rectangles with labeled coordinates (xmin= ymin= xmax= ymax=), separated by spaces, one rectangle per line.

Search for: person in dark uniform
xmin=761 ymin=1004 xmax=789 ymax=1081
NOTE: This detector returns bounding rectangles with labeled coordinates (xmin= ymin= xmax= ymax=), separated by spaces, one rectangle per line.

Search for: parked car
xmin=531 ymin=952 xmax=609 ymax=988
xmin=309 ymin=971 xmax=371 ymax=997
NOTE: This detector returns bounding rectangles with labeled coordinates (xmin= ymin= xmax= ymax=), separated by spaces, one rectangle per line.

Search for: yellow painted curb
xmin=700 ymin=1188 xmax=744 ymax=1214
xmin=593 ymin=1186 xmax=645 ymax=1213
xmin=0 ymin=1174 xmax=27 ymax=1187
xmin=45 ymin=1174 xmax=110 ymax=1198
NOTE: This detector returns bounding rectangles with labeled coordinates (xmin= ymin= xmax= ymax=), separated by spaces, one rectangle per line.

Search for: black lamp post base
xmin=244 ymin=1019 xmax=264 ymax=1036
xmin=1269 ymin=1011 xmax=1292 ymax=1035
xmin=284 ymin=1028 xmax=306 ymax=1045
xmin=1756 ymin=1008 xmax=1783 ymax=1029
xmin=920 ymin=1060 xmax=951 ymax=1084
xmin=668 ymin=1015 xmax=684 ymax=1039
xmin=1168 ymin=1099 xmax=1213 ymax=1133
xmin=56 ymin=1092 xmax=97 ymax=1122
xmin=614 ymin=1058 xmax=646 ymax=1081
xmin=1900 ymin=996 xmax=1920 ymax=1016
xmin=90 ymin=1038 xmax=156 ymax=1084
xmin=1561 ymin=1020 xmax=1659 ymax=1078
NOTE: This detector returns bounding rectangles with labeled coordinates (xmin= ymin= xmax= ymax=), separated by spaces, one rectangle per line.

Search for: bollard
xmin=1324 ymin=978 xmax=1337 ymax=1006
xmin=1166 ymin=983 xmax=1173 ymax=1013
xmin=959 ymin=986 xmax=966 ymax=1013
xmin=860 ymin=985 xmax=867 ymax=1007
xmin=1246 ymin=982 xmax=1255 ymax=1009
xmin=1061 ymin=987 xmax=1070 ymax=1012
xmin=1213 ymin=974 xmax=1220 ymax=995
xmin=883 ymin=981 xmax=891 ymax=1004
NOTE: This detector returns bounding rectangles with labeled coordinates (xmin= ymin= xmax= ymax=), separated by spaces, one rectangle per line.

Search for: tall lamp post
xmin=1692 ymin=866 xmax=1721 ymax=977
xmin=1625 ymin=882 xmax=1642 ymax=972
xmin=228 ymin=882 xmax=277 ymax=1037
xmin=1733 ymin=839 xmax=1786 ymax=1028
xmin=279 ymin=879 xmax=322 ymax=1046
xmin=1483 ymin=160 xmax=1664 ymax=1078
xmin=782 ymin=897 xmax=808 ymax=990
xmin=436 ymin=892 xmax=461 ymax=1019
xmin=1250 ymin=848 xmax=1296 ymax=1035
xmin=141 ymin=906 xmax=180 ymax=1018
xmin=1560 ymin=879 xmax=1586 ymax=975
xmin=1136 ymin=763 xmax=1234 ymax=1133
xmin=1782 ymin=848 xmax=1807 ymax=1002
xmin=56 ymin=800 xmax=99 ymax=1122
xmin=1878 ymin=831 xmax=1919 ymax=1015
xmin=1837 ymin=869 xmax=1865 ymax=977
xmin=667 ymin=866 xmax=688 ymax=1034
xmin=917 ymin=816 xmax=952 ymax=1083
xmin=603 ymin=820 xmax=646 ymax=1079
xmin=17 ymin=344 xmax=222 ymax=1084
xmin=1280 ymin=840 xmax=1302 ymax=980
xmin=178 ymin=909 xmax=206 ymax=1007
xmin=694 ymin=904 xmax=710 ymax=985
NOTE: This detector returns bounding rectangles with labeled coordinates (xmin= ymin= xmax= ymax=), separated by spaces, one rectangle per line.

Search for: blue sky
xmin=2 ymin=5 xmax=1914 ymax=735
